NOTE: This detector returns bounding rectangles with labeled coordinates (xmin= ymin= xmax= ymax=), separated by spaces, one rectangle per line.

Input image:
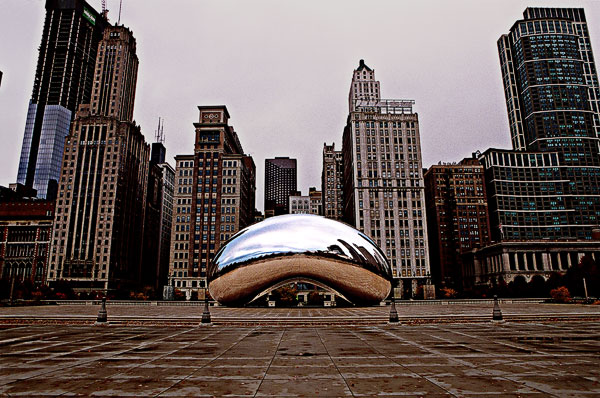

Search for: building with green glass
xmin=465 ymin=8 xmax=600 ymax=287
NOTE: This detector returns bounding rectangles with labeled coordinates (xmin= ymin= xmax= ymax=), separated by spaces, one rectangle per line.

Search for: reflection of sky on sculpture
xmin=212 ymin=214 xmax=391 ymax=279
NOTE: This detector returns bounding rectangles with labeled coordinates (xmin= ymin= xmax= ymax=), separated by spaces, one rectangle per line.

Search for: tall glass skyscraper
xmin=466 ymin=8 xmax=600 ymax=287
xmin=493 ymin=7 xmax=600 ymax=240
xmin=17 ymin=0 xmax=106 ymax=199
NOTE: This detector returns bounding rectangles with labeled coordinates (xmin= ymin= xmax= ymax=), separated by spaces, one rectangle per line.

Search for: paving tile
xmin=1 ymin=377 xmax=96 ymax=396
xmin=331 ymin=355 xmax=399 ymax=367
xmin=507 ymin=375 xmax=600 ymax=396
xmin=256 ymin=378 xmax=351 ymax=396
xmin=265 ymin=364 xmax=341 ymax=379
xmin=270 ymin=355 xmax=333 ymax=367
xmin=403 ymin=365 xmax=484 ymax=377
xmin=425 ymin=375 xmax=539 ymax=395
xmin=338 ymin=366 xmax=414 ymax=379
xmin=85 ymin=377 xmax=180 ymax=396
xmin=188 ymin=366 xmax=267 ymax=380
xmin=157 ymin=379 xmax=260 ymax=396
xmin=110 ymin=365 xmax=199 ymax=380
xmin=346 ymin=375 xmax=448 ymax=395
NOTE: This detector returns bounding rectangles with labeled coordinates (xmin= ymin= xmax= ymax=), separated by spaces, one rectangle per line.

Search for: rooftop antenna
xmin=118 ymin=0 xmax=123 ymax=25
xmin=155 ymin=117 xmax=165 ymax=144
xmin=101 ymin=0 xmax=108 ymax=19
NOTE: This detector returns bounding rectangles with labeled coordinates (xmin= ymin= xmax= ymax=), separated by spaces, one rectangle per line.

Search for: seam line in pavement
xmin=252 ymin=328 xmax=285 ymax=398
xmin=315 ymin=327 xmax=356 ymax=397
xmin=351 ymin=326 xmax=458 ymax=397
xmin=155 ymin=327 xmax=259 ymax=397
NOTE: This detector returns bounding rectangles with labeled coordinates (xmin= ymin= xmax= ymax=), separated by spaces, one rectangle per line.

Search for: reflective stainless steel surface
xmin=209 ymin=214 xmax=392 ymax=305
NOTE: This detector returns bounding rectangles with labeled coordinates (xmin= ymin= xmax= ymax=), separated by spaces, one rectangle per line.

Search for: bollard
xmin=96 ymin=297 xmax=108 ymax=324
xmin=201 ymin=295 xmax=211 ymax=324
xmin=9 ymin=276 xmax=15 ymax=306
xmin=492 ymin=295 xmax=503 ymax=321
xmin=389 ymin=297 xmax=399 ymax=323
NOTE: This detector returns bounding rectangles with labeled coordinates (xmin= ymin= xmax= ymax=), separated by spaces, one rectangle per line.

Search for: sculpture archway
xmin=208 ymin=214 xmax=392 ymax=306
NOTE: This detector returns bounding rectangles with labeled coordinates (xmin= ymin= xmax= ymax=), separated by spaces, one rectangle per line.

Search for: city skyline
xmin=2 ymin=0 xmax=600 ymax=211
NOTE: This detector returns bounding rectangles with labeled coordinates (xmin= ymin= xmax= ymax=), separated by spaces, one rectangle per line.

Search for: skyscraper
xmin=322 ymin=143 xmax=344 ymax=220
xmin=466 ymin=8 xmax=600 ymax=286
xmin=496 ymin=7 xmax=600 ymax=240
xmin=342 ymin=60 xmax=430 ymax=297
xmin=265 ymin=157 xmax=297 ymax=216
xmin=47 ymin=25 xmax=149 ymax=291
xmin=142 ymin=140 xmax=174 ymax=291
xmin=17 ymin=0 xmax=107 ymax=199
xmin=168 ymin=106 xmax=256 ymax=298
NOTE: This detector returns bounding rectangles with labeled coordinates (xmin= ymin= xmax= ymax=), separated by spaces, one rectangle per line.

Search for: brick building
xmin=0 ymin=198 xmax=54 ymax=283
xmin=424 ymin=156 xmax=491 ymax=287
xmin=168 ymin=106 xmax=255 ymax=298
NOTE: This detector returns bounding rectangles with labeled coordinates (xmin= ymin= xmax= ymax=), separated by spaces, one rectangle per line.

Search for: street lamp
xmin=201 ymin=287 xmax=211 ymax=324
xmin=389 ymin=279 xmax=398 ymax=323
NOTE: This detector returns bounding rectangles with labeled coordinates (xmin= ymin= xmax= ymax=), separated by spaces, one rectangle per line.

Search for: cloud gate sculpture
xmin=208 ymin=214 xmax=393 ymax=306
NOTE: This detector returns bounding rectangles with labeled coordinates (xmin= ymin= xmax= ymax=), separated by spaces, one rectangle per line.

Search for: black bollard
xmin=96 ymin=297 xmax=108 ymax=324
xmin=492 ymin=295 xmax=503 ymax=321
xmin=201 ymin=294 xmax=211 ymax=324
xmin=389 ymin=297 xmax=399 ymax=323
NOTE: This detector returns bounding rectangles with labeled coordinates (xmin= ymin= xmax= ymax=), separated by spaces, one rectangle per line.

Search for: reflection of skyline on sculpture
xmin=209 ymin=214 xmax=393 ymax=305
xmin=210 ymin=214 xmax=391 ymax=281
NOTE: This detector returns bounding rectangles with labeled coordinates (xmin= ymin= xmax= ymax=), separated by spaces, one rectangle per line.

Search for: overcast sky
xmin=1 ymin=0 xmax=599 ymax=211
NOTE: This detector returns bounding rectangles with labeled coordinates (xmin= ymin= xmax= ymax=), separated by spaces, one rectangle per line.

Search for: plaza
xmin=0 ymin=303 xmax=599 ymax=396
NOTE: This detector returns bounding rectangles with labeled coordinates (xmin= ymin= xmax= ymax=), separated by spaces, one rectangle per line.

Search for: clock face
xmin=202 ymin=112 xmax=221 ymax=123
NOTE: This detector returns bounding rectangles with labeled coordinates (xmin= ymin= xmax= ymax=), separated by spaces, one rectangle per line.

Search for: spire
xmin=154 ymin=117 xmax=165 ymax=144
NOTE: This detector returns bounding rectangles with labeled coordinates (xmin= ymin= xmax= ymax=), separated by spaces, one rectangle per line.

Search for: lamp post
xmin=201 ymin=287 xmax=211 ymax=324
xmin=389 ymin=279 xmax=398 ymax=323
xmin=492 ymin=295 xmax=503 ymax=321
xmin=8 ymin=274 xmax=16 ymax=306
xmin=96 ymin=297 xmax=107 ymax=324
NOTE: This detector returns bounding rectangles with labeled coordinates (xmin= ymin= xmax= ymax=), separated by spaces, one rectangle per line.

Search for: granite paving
xmin=0 ymin=320 xmax=599 ymax=397
xmin=1 ymin=301 xmax=600 ymax=319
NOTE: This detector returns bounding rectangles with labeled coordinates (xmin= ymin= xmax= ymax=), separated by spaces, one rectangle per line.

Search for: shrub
xmin=414 ymin=285 xmax=424 ymax=300
xmin=550 ymin=286 xmax=571 ymax=303
xmin=440 ymin=287 xmax=458 ymax=299
xmin=173 ymin=289 xmax=186 ymax=301
xmin=31 ymin=291 xmax=44 ymax=301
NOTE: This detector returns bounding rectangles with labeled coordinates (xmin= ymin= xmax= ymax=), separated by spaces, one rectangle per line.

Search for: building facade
xmin=47 ymin=25 xmax=150 ymax=291
xmin=157 ymin=161 xmax=175 ymax=290
xmin=0 ymin=199 xmax=54 ymax=283
xmin=168 ymin=106 xmax=256 ymax=298
xmin=342 ymin=60 xmax=430 ymax=297
xmin=265 ymin=157 xmax=297 ymax=217
xmin=17 ymin=0 xmax=107 ymax=199
xmin=309 ymin=187 xmax=322 ymax=216
xmin=169 ymin=155 xmax=194 ymax=293
xmin=465 ymin=7 xmax=600 ymax=286
xmin=497 ymin=7 xmax=600 ymax=239
xmin=424 ymin=156 xmax=491 ymax=287
xmin=141 ymin=142 xmax=174 ymax=291
xmin=289 ymin=194 xmax=310 ymax=214
xmin=322 ymin=143 xmax=344 ymax=220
